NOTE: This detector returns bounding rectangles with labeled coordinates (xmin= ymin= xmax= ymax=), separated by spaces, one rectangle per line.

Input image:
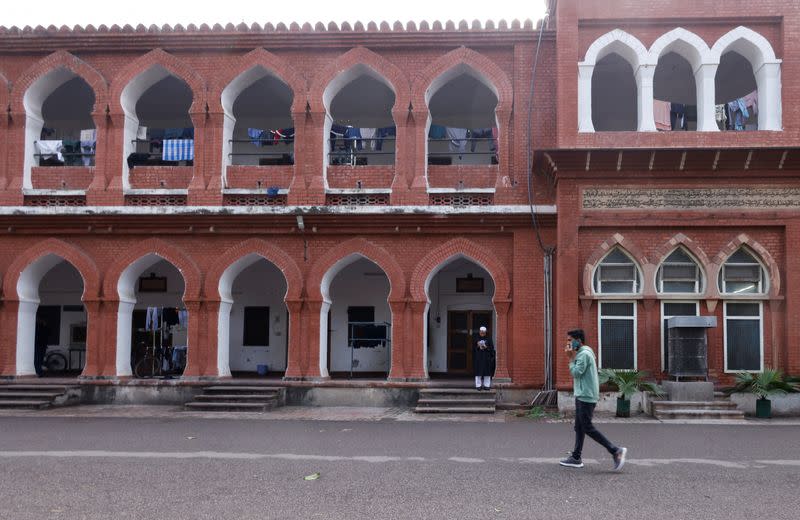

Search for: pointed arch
xmin=712 ymin=234 xmax=780 ymax=298
xmin=649 ymin=28 xmax=716 ymax=70
xmin=307 ymin=238 xmax=406 ymax=302
xmin=109 ymin=48 xmax=207 ymax=116
xmin=410 ymin=237 xmax=511 ymax=302
xmin=213 ymin=48 xmax=308 ymax=116
xmin=10 ymin=50 xmax=109 ymax=116
xmin=411 ymin=46 xmax=512 ymax=116
xmin=204 ymin=238 xmax=303 ymax=301
xmin=581 ymin=29 xmax=652 ymax=70
xmin=652 ymin=233 xmax=712 ymax=270
xmin=712 ymin=26 xmax=779 ymax=71
xmin=582 ymin=234 xmax=648 ymax=297
xmin=102 ymin=238 xmax=202 ymax=301
xmin=308 ymin=46 xmax=410 ymax=115
xmin=3 ymin=238 xmax=100 ymax=302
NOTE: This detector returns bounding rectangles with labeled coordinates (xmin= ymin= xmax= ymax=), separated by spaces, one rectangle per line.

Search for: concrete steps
xmin=414 ymin=388 xmax=496 ymax=414
xmin=184 ymin=386 xmax=286 ymax=412
xmin=0 ymin=384 xmax=80 ymax=409
xmin=652 ymin=397 xmax=745 ymax=420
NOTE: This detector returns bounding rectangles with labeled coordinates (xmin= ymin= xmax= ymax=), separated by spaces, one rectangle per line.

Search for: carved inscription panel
xmin=582 ymin=187 xmax=800 ymax=209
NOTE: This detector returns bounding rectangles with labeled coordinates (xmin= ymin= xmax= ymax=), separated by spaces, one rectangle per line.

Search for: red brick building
xmin=0 ymin=0 xmax=797 ymax=401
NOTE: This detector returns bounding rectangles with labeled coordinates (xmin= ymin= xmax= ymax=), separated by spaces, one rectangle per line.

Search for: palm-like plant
xmin=599 ymin=369 xmax=664 ymax=401
xmin=725 ymin=369 xmax=798 ymax=399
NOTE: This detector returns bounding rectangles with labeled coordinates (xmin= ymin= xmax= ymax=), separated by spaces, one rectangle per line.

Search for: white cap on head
xmin=479 ymin=326 xmax=487 ymax=332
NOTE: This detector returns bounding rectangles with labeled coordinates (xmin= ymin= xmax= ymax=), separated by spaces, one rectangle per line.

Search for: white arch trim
xmin=578 ymin=26 xmax=782 ymax=132
xmin=421 ymin=253 xmax=497 ymax=379
xmin=15 ymin=255 xmax=84 ymax=376
xmin=317 ymin=253 xmax=391 ymax=378
xmin=220 ymin=67 xmax=293 ymax=182
xmin=216 ymin=253 xmax=290 ymax=377
xmin=115 ymin=253 xmax=185 ymax=376
xmin=320 ymin=64 xmax=397 ymax=189
xmin=22 ymin=68 xmax=90 ymax=189
xmin=655 ymin=246 xmax=707 ymax=296
xmin=591 ymin=247 xmax=645 ymax=297
xmin=119 ymin=65 xmax=192 ymax=189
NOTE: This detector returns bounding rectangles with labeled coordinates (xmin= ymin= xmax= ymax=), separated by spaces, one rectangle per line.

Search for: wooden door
xmin=447 ymin=311 xmax=493 ymax=375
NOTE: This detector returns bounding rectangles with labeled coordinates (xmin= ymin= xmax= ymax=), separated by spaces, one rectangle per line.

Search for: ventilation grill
xmin=24 ymin=196 xmax=87 ymax=207
xmin=326 ymin=194 xmax=390 ymax=206
xmin=125 ymin=195 xmax=188 ymax=206
xmin=223 ymin=194 xmax=288 ymax=206
xmin=429 ymin=193 xmax=494 ymax=206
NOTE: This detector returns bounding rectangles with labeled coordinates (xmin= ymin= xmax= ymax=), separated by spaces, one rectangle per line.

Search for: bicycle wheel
xmin=44 ymin=352 xmax=68 ymax=373
xmin=134 ymin=356 xmax=154 ymax=378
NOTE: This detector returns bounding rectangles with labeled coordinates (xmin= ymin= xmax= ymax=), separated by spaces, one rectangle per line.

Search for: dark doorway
xmin=446 ymin=310 xmax=492 ymax=376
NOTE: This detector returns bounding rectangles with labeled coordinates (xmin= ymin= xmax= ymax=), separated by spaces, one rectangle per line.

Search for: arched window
xmin=715 ymin=51 xmax=759 ymax=131
xmin=591 ymin=53 xmax=638 ymax=131
xmin=593 ymin=249 xmax=641 ymax=294
xmin=657 ymin=249 xmax=702 ymax=293
xmin=653 ymin=52 xmax=697 ymax=131
xmin=718 ymin=248 xmax=766 ymax=295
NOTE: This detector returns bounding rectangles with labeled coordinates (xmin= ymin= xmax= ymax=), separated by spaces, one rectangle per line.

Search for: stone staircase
xmin=414 ymin=388 xmax=497 ymax=414
xmin=184 ymin=386 xmax=286 ymax=412
xmin=652 ymin=392 xmax=745 ymax=420
xmin=0 ymin=384 xmax=81 ymax=410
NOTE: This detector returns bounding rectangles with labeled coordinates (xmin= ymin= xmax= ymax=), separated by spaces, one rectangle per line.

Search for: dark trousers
xmin=573 ymin=399 xmax=618 ymax=460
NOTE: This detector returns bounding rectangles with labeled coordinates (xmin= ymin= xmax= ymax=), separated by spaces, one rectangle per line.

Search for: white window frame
xmin=723 ymin=301 xmax=764 ymax=373
xmin=657 ymin=249 xmax=703 ymax=294
xmin=593 ymin=250 xmax=642 ymax=296
xmin=660 ymin=300 xmax=700 ymax=372
xmin=719 ymin=250 xmax=767 ymax=296
xmin=597 ymin=300 xmax=637 ymax=370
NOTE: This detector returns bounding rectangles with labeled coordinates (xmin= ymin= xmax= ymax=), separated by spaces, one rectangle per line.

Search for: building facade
xmin=0 ymin=0 xmax=798 ymax=397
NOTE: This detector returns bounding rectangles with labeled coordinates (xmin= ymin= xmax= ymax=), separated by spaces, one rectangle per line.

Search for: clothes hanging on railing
xmin=653 ymin=100 xmax=672 ymax=131
xmin=469 ymin=127 xmax=498 ymax=152
xmin=670 ymin=103 xmax=687 ymax=131
xmin=428 ymin=124 xmax=447 ymax=139
xmin=35 ymin=140 xmax=64 ymax=162
xmin=248 ymin=128 xmax=266 ymax=146
xmin=145 ymin=307 xmax=161 ymax=332
xmin=360 ymin=128 xmax=377 ymax=150
xmin=79 ymin=129 xmax=96 ymax=167
xmin=374 ymin=126 xmax=396 ymax=151
xmin=728 ymin=98 xmax=749 ymax=131
xmin=344 ymin=127 xmax=363 ymax=150
xmin=136 ymin=126 xmax=148 ymax=140
xmin=178 ymin=310 xmax=189 ymax=328
xmin=162 ymin=139 xmax=194 ymax=161
xmin=446 ymin=127 xmax=468 ymax=154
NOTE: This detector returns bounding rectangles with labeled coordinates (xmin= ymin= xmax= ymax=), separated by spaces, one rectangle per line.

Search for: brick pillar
xmin=407 ymin=109 xmax=430 ymax=205
xmin=642 ymin=298 xmax=658 ymax=373
xmin=0 ymin=110 xmax=9 ymax=191
xmin=188 ymin=110 xmax=222 ymax=206
xmin=301 ymin=299 xmax=326 ymax=379
xmin=85 ymin=110 xmax=110 ymax=203
xmin=299 ymin=111 xmax=326 ymax=205
xmin=406 ymin=300 xmax=428 ymax=380
xmin=387 ymin=299 xmax=407 ymax=380
xmin=2 ymin=111 xmax=25 ymax=205
xmin=493 ymin=108 xmax=514 ymax=204
xmin=287 ymin=110 xmax=308 ymax=204
xmin=181 ymin=300 xmax=204 ymax=378
xmin=389 ymin=107 xmax=412 ymax=205
xmin=493 ymin=299 xmax=512 ymax=382
xmin=0 ymin=300 xmax=19 ymax=376
xmin=555 ymin=177 xmax=582 ymax=391
xmin=202 ymin=299 xmax=221 ymax=377
xmin=80 ymin=299 xmax=104 ymax=377
xmin=283 ymin=299 xmax=305 ymax=379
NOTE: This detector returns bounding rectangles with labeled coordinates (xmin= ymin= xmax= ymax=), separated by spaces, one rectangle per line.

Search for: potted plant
xmin=599 ymin=369 xmax=664 ymax=418
xmin=725 ymin=369 xmax=798 ymax=419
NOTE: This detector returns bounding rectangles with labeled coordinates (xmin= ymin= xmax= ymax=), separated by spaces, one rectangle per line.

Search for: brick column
xmin=301 ymin=299 xmax=327 ymax=379
xmin=407 ymin=109 xmax=430 ymax=205
xmin=0 ymin=109 xmax=8 ymax=191
xmin=642 ymin=298 xmax=658 ymax=373
xmin=188 ymin=110 xmax=222 ymax=206
xmin=202 ymin=299 xmax=221 ymax=377
xmin=493 ymin=299 xmax=512 ymax=382
xmin=92 ymin=111 xmax=125 ymax=205
xmin=2 ymin=111 xmax=25 ymax=205
xmin=297 ymin=110 xmax=326 ymax=206
xmin=80 ymin=299 xmax=104 ymax=377
xmin=286 ymin=110 xmax=308 ymax=204
xmin=283 ymin=299 xmax=305 ymax=379
xmin=85 ymin=110 xmax=110 ymax=203
xmin=181 ymin=300 xmax=204 ymax=378
xmin=0 ymin=300 xmax=19 ymax=376
xmin=406 ymin=300 xmax=428 ymax=380
xmin=389 ymin=107 xmax=412 ymax=205
xmin=387 ymin=299 xmax=407 ymax=380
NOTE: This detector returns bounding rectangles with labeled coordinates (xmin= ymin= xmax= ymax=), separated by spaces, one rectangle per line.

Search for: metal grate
xmin=223 ymin=194 xmax=288 ymax=206
xmin=326 ymin=194 xmax=390 ymax=206
xmin=24 ymin=196 xmax=87 ymax=206
xmin=429 ymin=193 xmax=494 ymax=206
xmin=125 ymin=195 xmax=188 ymax=206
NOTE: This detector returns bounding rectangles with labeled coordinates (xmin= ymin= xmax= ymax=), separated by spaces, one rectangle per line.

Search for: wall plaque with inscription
xmin=582 ymin=187 xmax=800 ymax=210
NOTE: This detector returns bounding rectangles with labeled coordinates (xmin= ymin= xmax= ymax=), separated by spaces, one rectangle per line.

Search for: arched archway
xmin=14 ymin=256 xmax=88 ymax=377
xmin=12 ymin=51 xmax=108 ymax=188
xmin=712 ymin=27 xmax=782 ymax=131
xmin=110 ymin=49 xmax=206 ymax=188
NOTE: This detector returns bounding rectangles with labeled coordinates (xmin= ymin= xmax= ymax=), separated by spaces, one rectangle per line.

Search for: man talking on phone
xmin=560 ymin=328 xmax=627 ymax=471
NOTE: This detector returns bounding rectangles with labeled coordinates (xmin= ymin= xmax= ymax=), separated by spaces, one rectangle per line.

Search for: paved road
xmin=1 ymin=416 xmax=798 ymax=520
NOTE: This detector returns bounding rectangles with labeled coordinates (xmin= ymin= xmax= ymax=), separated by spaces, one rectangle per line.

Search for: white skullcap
xmin=479 ymin=326 xmax=487 ymax=332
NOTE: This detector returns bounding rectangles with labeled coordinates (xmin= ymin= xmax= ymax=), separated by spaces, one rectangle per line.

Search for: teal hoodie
xmin=569 ymin=345 xmax=600 ymax=404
